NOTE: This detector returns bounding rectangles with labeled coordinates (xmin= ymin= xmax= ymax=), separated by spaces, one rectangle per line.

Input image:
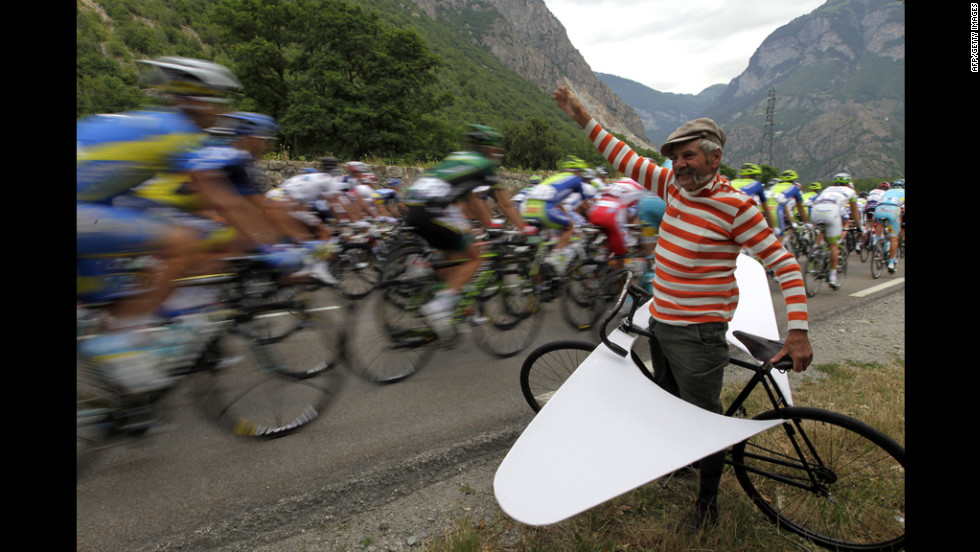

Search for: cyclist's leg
xmin=77 ymin=203 xmax=199 ymax=396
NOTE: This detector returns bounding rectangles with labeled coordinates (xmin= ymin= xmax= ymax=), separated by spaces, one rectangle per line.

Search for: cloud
xmin=542 ymin=0 xmax=826 ymax=94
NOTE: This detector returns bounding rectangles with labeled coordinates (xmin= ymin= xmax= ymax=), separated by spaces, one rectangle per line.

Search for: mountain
xmin=595 ymin=73 xmax=726 ymax=145
xmin=708 ymin=0 xmax=905 ymax=180
xmin=595 ymin=0 xmax=904 ymax=181
xmin=396 ymin=0 xmax=654 ymax=149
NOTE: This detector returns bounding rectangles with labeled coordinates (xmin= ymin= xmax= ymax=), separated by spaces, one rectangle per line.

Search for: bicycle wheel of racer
xmin=859 ymin=234 xmax=872 ymax=263
xmin=802 ymin=253 xmax=822 ymax=297
xmin=229 ymin=286 xmax=345 ymax=378
xmin=331 ymin=242 xmax=382 ymax=300
xmin=560 ymin=260 xmax=610 ymax=330
xmin=870 ymin=241 xmax=886 ymax=279
xmin=343 ymin=272 xmax=437 ymax=383
xmin=471 ymin=265 xmax=543 ymax=358
xmin=199 ymin=300 xmax=346 ymax=438
xmin=77 ymin=355 xmax=124 ymax=474
xmin=835 ymin=245 xmax=848 ymax=289
xmin=731 ymin=406 xmax=905 ymax=552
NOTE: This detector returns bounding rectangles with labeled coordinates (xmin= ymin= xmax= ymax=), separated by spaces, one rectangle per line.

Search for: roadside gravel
xmin=233 ymin=287 xmax=905 ymax=552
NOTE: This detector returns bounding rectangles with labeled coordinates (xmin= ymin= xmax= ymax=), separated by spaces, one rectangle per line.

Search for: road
xmin=76 ymin=254 xmax=905 ymax=552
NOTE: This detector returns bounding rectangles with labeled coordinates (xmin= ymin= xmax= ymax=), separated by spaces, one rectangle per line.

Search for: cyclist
xmin=730 ymin=163 xmax=774 ymax=228
xmin=802 ymin=182 xmax=821 ymax=217
xmin=371 ymin=179 xmax=404 ymax=221
xmin=401 ymin=125 xmax=515 ymax=339
xmin=873 ymin=180 xmax=905 ymax=273
xmin=765 ymin=169 xmax=810 ymax=244
xmin=521 ymin=155 xmax=599 ymax=273
xmin=864 ymin=181 xmax=889 ymax=230
xmin=279 ymin=158 xmax=341 ymax=240
xmin=586 ymin=177 xmax=648 ymax=269
xmin=809 ymin=173 xmax=861 ymax=288
xmin=77 ymin=57 xmax=301 ymax=400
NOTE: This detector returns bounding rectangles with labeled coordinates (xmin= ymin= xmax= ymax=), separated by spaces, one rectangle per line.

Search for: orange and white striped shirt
xmin=584 ymin=119 xmax=808 ymax=331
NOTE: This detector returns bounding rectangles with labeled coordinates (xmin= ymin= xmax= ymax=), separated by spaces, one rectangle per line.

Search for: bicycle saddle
xmin=732 ymin=331 xmax=794 ymax=371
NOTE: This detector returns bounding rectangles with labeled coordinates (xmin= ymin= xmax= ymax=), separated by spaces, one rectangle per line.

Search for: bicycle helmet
xmin=220 ymin=111 xmax=280 ymax=138
xmin=346 ymin=161 xmax=370 ymax=174
xmin=137 ymin=56 xmax=241 ymax=101
xmin=809 ymin=182 xmax=822 ymax=192
xmin=300 ymin=168 xmax=318 ymax=174
xmin=319 ymin=156 xmax=340 ymax=172
xmin=779 ymin=169 xmax=798 ymax=182
xmin=891 ymin=179 xmax=905 ymax=189
xmin=561 ymin=155 xmax=588 ymax=171
xmin=386 ymin=178 xmax=401 ymax=188
xmin=464 ymin=124 xmax=503 ymax=148
xmin=878 ymin=182 xmax=891 ymax=190
xmin=833 ymin=172 xmax=853 ymax=186
xmin=740 ymin=163 xmax=762 ymax=177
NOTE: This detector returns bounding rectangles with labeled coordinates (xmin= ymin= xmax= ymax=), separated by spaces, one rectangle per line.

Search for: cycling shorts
xmin=810 ymin=203 xmax=844 ymax=243
xmin=520 ymin=198 xmax=572 ymax=230
xmin=587 ymin=201 xmax=630 ymax=256
xmin=874 ymin=204 xmax=902 ymax=237
xmin=405 ymin=204 xmax=472 ymax=253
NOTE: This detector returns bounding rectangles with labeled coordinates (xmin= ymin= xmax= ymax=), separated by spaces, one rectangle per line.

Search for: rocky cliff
xmin=706 ymin=0 xmax=905 ymax=179
xmin=409 ymin=0 xmax=655 ymax=150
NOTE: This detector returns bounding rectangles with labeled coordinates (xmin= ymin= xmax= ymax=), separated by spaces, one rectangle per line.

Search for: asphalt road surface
xmin=76 ymin=255 xmax=905 ymax=551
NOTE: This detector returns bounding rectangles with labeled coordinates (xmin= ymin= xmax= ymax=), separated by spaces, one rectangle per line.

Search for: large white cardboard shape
xmin=726 ymin=253 xmax=792 ymax=405
xmin=493 ymin=254 xmax=788 ymax=526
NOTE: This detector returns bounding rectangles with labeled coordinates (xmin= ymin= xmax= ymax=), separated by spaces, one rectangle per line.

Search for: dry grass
xmin=423 ymin=358 xmax=905 ymax=552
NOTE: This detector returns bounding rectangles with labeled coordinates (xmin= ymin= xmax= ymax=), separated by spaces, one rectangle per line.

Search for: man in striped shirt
xmin=554 ymin=85 xmax=813 ymax=531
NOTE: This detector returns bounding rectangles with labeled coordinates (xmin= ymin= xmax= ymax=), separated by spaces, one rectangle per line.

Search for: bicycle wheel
xmin=471 ymin=269 xmax=543 ymax=357
xmin=801 ymin=253 xmax=822 ymax=297
xmin=344 ymin=274 xmax=437 ymax=383
xmin=199 ymin=301 xmax=346 ymax=438
xmin=870 ymin=241 xmax=886 ymax=279
xmin=332 ymin=242 xmax=382 ymax=300
xmin=731 ymin=406 xmax=905 ymax=551
xmin=560 ymin=262 xmax=621 ymax=331
xmin=77 ymin=355 xmax=124 ymax=474
xmin=520 ymin=340 xmax=596 ymax=412
xmin=834 ymin=245 xmax=848 ymax=289
xmin=859 ymin=234 xmax=871 ymax=263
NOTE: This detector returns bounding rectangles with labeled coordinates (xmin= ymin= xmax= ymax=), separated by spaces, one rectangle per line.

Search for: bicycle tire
xmin=870 ymin=241 xmax=886 ymax=279
xmin=230 ymin=288 xmax=345 ymax=378
xmin=471 ymin=269 xmax=543 ymax=358
xmin=520 ymin=340 xmax=596 ymax=412
xmin=332 ymin=242 xmax=382 ymax=300
xmin=520 ymin=338 xmax=656 ymax=413
xmin=802 ymin=253 xmax=822 ymax=297
xmin=199 ymin=302 xmax=345 ymax=438
xmin=77 ymin=355 xmax=125 ymax=474
xmin=560 ymin=262 xmax=620 ymax=331
xmin=343 ymin=275 xmax=436 ymax=383
xmin=835 ymin=245 xmax=848 ymax=289
xmin=859 ymin=234 xmax=871 ymax=263
xmin=731 ymin=406 xmax=905 ymax=552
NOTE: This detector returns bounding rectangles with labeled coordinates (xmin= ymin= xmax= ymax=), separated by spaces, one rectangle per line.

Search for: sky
xmin=541 ymin=0 xmax=828 ymax=95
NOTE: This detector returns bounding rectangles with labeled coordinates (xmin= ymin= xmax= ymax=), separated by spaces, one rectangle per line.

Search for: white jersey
xmin=281 ymin=173 xmax=335 ymax=204
xmin=352 ymin=183 xmax=375 ymax=201
xmin=812 ymin=184 xmax=857 ymax=209
xmin=597 ymin=178 xmax=647 ymax=208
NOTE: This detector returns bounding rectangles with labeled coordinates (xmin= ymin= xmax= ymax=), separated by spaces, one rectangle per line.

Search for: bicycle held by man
xmin=518 ymin=272 xmax=904 ymax=551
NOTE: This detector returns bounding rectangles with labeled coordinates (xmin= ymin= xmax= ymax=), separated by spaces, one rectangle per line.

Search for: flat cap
xmin=659 ymin=118 xmax=727 ymax=157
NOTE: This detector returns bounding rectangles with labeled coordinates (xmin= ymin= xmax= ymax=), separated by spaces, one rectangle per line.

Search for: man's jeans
xmin=647 ymin=318 xmax=729 ymax=505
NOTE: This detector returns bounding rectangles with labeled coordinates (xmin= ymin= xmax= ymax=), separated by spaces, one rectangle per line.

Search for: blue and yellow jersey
xmin=77 ymin=108 xmax=206 ymax=204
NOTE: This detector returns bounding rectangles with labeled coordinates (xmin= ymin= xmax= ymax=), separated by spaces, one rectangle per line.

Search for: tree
xmin=212 ymin=0 xmax=452 ymax=160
